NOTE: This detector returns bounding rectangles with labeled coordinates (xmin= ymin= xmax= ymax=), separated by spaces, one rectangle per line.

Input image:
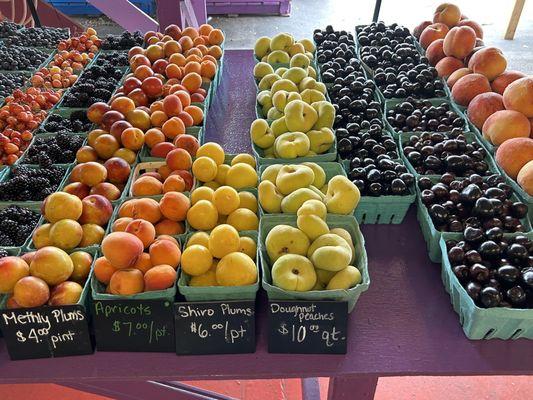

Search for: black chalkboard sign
xmin=268 ymin=300 xmax=348 ymax=354
xmin=0 ymin=305 xmax=93 ymax=360
xmin=92 ymin=298 xmax=175 ymax=352
xmin=174 ymin=300 xmax=255 ymax=355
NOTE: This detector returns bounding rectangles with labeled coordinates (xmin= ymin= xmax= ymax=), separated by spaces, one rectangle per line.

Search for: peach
xmin=156 ymin=235 xmax=180 ymax=246
xmin=491 ymin=71 xmax=527 ymax=95
xmin=158 ymin=164 xmax=173 ymax=180
xmin=76 ymin=146 xmax=98 ymax=163
xmin=170 ymin=170 xmax=194 ymax=191
xmin=131 ymin=176 xmax=163 ymax=196
xmin=90 ymin=182 xmax=122 ymax=201
xmin=447 ymin=68 xmax=472 ymax=88
xmin=63 ymin=182 xmax=91 ymax=199
xmin=457 ymin=19 xmax=483 ymax=38
xmin=451 ymin=73 xmax=491 ymax=106
xmin=88 ymin=129 xmax=107 ymax=148
xmin=101 ymin=232 xmax=144 ymax=269
xmin=0 ymin=256 xmax=29 ymax=293
xmin=162 ymin=94 xmax=183 ymax=116
xmin=109 ymin=269 xmax=144 ymax=295
xmin=131 ymin=198 xmax=162 ymax=223
xmin=435 ymin=56 xmax=464 ymax=78
xmin=104 ymin=157 xmax=131 ymax=184
xmin=87 ymin=102 xmax=111 ymax=124
xmin=121 ymin=127 xmax=145 ymax=151
xmin=443 ymin=26 xmax=476 ymax=59
xmin=163 ymin=174 xmax=186 ymax=193
xmin=79 ymin=162 xmax=108 ymax=187
xmin=48 ymin=281 xmax=83 ymax=306
xmin=21 ymin=252 xmax=35 ymax=265
xmin=79 ymin=194 xmax=113 ymax=226
xmin=467 ymin=93 xmax=505 ymax=129
xmin=154 ymin=219 xmax=184 ymax=235
xmin=503 ymin=77 xmax=533 ymax=118
xmin=151 ymin=142 xmax=176 ymax=158
xmin=433 ymin=3 xmax=461 ymax=27
xmin=145 ymin=128 xmax=166 ymax=148
xmin=425 ymin=39 xmax=445 ymax=66
xmin=93 ymin=134 xmax=120 ymax=160
xmin=30 ymin=247 xmax=73 ymax=285
xmin=113 ymin=217 xmax=134 ymax=232
xmin=420 ymin=23 xmax=449 ymax=49
xmin=125 ymin=219 xmax=156 ymax=248
xmin=144 ymin=265 xmax=176 ymax=291
xmin=467 ymin=47 xmax=507 ymax=81
xmin=517 ymin=160 xmax=533 ymax=195
xmin=142 ymin=171 xmax=163 ymax=181
xmin=114 ymin=148 xmax=137 ymax=165
xmin=149 ymin=239 xmax=181 ymax=269
xmin=166 ymin=148 xmax=192 ymax=171
xmin=483 ymin=110 xmax=531 ymax=145
xmin=128 ymin=88 xmax=149 ymax=107
xmin=133 ymin=253 xmax=153 ymax=274
xmin=79 ymin=223 xmax=105 ymax=247
xmin=13 ymin=277 xmax=50 ymax=308
xmin=94 ymin=256 xmax=116 ymax=284
xmin=495 ymin=137 xmax=533 ymax=179
xmin=69 ymin=251 xmax=93 ymax=282
xmin=160 ymin=192 xmax=190 ymax=221
xmin=44 ymin=192 xmax=83 ymax=223
xmin=174 ymin=134 xmax=200 ymax=157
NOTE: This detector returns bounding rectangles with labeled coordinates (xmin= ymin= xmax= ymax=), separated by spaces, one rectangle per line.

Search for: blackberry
xmin=0 ymin=205 xmax=39 ymax=246
xmin=0 ymin=249 xmax=8 ymax=259
xmin=24 ymin=133 xmax=83 ymax=164
xmin=0 ymin=166 xmax=65 ymax=201
xmin=0 ymin=72 xmax=28 ymax=99
xmin=95 ymin=51 xmax=128 ymax=67
xmin=102 ymin=31 xmax=143 ymax=50
xmin=4 ymin=27 xmax=68 ymax=48
xmin=0 ymin=45 xmax=49 ymax=71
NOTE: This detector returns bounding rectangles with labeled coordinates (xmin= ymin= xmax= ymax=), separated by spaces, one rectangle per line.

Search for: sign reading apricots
xmin=92 ymin=299 xmax=175 ymax=352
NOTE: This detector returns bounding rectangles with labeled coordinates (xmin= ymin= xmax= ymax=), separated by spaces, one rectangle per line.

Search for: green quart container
xmin=178 ymin=231 xmax=260 ymax=302
xmin=439 ymin=234 xmax=533 ymax=339
xmin=258 ymin=214 xmax=369 ymax=313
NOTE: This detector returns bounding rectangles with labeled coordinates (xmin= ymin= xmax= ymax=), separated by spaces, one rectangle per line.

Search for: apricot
xmin=208 ymin=29 xmax=224 ymax=45
xmin=48 ymin=281 xmax=84 ymax=306
xmin=0 ymin=256 xmax=29 ymax=293
xmin=144 ymin=265 xmax=177 ymax=291
xmin=166 ymin=148 xmax=192 ymax=171
xmin=435 ymin=56 xmax=464 ymax=78
xmin=121 ymin=127 xmax=145 ymax=151
xmin=467 ymin=92 xmax=505 ymax=130
xmin=163 ymin=94 xmax=183 ymax=116
xmin=158 ymin=164 xmax=173 ymax=180
xmin=495 ymin=137 xmax=533 ymax=179
xmin=171 ymin=169 xmax=194 ymax=191
xmin=159 ymin=192 xmax=190 ymax=221
xmin=13 ymin=276 xmax=50 ymax=308
xmin=155 ymin=219 xmax=184 ymax=235
xmin=111 ymin=96 xmax=136 ymax=115
xmin=182 ymin=72 xmax=202 ymax=92
xmin=451 ymin=73 xmax=491 ymax=106
xmin=184 ymin=105 xmax=203 ymax=125
xmin=178 ymin=110 xmax=194 ymax=127
xmin=468 ymin=47 xmax=507 ymax=81
xmin=101 ymin=232 xmax=144 ymax=269
xmin=517 ymin=160 xmax=533 ymax=195
xmin=109 ymin=269 xmax=144 ymax=295
xmin=132 ymin=176 xmax=163 ymax=196
xmin=145 ymin=128 xmax=166 ymax=148
xmin=113 ymin=217 xmax=134 ymax=232
xmin=208 ymin=45 xmax=222 ymax=59
xmin=162 ymin=116 xmax=186 ymax=139
xmin=131 ymin=198 xmax=162 ymax=223
xmin=483 ymin=110 xmax=531 ymax=145
xmin=79 ymin=161 xmax=108 ymax=187
xmin=94 ymin=256 xmax=116 ymax=284
xmin=163 ymin=174 xmax=186 ymax=193
xmin=503 ymin=77 xmax=533 ymax=118
xmin=187 ymin=199 xmax=218 ymax=231
xmin=133 ymin=253 xmax=153 ymax=274
xmin=149 ymin=239 xmax=181 ymax=269
xmin=30 ymin=246 xmax=74 ymax=285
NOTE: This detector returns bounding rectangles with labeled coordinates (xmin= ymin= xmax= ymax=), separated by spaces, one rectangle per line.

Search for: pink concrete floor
xmin=1 ymin=376 xmax=533 ymax=399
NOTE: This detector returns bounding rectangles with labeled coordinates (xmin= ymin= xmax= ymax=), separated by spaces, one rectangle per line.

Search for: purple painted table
xmin=1 ymin=50 xmax=532 ymax=400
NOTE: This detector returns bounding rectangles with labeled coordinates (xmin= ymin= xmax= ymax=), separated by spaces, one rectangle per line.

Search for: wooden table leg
xmin=328 ymin=375 xmax=379 ymax=400
xmin=505 ymin=0 xmax=526 ymax=40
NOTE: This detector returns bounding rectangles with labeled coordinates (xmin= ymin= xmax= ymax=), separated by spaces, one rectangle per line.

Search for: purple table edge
xmin=0 ymin=50 xmax=532 ymax=400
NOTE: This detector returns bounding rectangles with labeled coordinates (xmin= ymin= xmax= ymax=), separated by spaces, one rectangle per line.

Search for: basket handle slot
xmin=510 ymin=329 xmax=523 ymax=340
xmin=483 ymin=328 xmax=496 ymax=339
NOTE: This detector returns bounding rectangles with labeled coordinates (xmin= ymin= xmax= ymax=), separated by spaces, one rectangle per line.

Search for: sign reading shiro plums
xmin=174 ymin=300 xmax=255 ymax=355
xmin=92 ymin=299 xmax=175 ymax=352
xmin=268 ymin=300 xmax=348 ymax=354
xmin=0 ymin=304 xmax=93 ymax=360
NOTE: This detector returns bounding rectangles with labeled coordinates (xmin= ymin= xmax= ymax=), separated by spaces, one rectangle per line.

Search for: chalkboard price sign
xmin=0 ymin=305 xmax=93 ymax=360
xmin=268 ymin=300 xmax=348 ymax=354
xmin=174 ymin=300 xmax=256 ymax=355
xmin=92 ymin=299 xmax=175 ymax=352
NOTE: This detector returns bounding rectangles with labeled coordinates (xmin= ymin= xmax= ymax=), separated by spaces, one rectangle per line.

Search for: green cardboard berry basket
xmin=37 ymin=107 xmax=94 ymax=135
xmin=398 ymin=131 xmax=500 ymax=180
xmin=0 ymin=164 xmax=70 ymax=210
xmin=340 ymin=159 xmax=416 ymax=224
xmin=463 ymin=113 xmax=496 ymax=154
xmin=0 ymin=202 xmax=42 ymax=254
xmin=177 ymin=230 xmax=259 ymax=301
xmin=257 ymin=161 xmax=346 ymax=215
xmin=383 ymin=98 xmax=468 ymax=139
xmin=252 ymin=137 xmax=337 ymax=166
xmin=258 ymin=214 xmax=369 ymax=313
xmin=18 ymin=132 xmax=87 ymax=168
xmin=439 ymin=233 xmax=533 ymax=339
xmin=416 ymin=177 xmax=533 ymax=263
